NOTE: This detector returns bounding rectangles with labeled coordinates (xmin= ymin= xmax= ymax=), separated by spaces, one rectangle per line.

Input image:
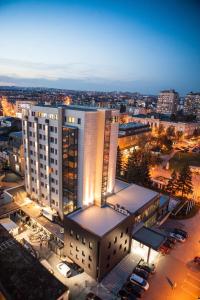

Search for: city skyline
xmin=0 ymin=0 xmax=200 ymax=94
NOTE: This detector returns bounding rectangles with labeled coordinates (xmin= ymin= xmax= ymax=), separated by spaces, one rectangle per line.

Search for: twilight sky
xmin=0 ymin=0 xmax=200 ymax=94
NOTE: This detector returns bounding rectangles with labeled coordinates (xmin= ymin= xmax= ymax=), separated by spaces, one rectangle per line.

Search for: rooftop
xmin=119 ymin=122 xmax=149 ymax=130
xmin=133 ymin=226 xmax=166 ymax=250
xmin=36 ymin=104 xmax=97 ymax=112
xmin=68 ymin=205 xmax=127 ymax=237
xmin=107 ymin=180 xmax=159 ymax=214
xmin=0 ymin=225 xmax=68 ymax=300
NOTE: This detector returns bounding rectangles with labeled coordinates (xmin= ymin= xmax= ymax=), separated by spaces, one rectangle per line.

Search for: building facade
xmin=156 ymin=90 xmax=179 ymax=115
xmin=22 ymin=105 xmax=119 ymax=219
xmin=184 ymin=92 xmax=200 ymax=121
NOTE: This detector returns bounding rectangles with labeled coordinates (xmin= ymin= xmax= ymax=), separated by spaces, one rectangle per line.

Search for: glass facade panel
xmin=62 ymin=126 xmax=78 ymax=214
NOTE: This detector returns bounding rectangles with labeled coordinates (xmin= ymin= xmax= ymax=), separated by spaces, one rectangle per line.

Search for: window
xmin=70 ymin=229 xmax=73 ymax=236
xmin=82 ymin=237 xmax=86 ymax=245
xmin=82 ymin=251 xmax=85 ymax=257
xmin=114 ymin=237 xmax=117 ymax=244
xmin=113 ymin=249 xmax=116 ymax=255
xmin=76 ymin=246 xmax=79 ymax=252
xmin=88 ymin=263 xmax=91 ymax=269
xmin=107 ymin=255 xmax=110 ymax=260
xmin=89 ymin=242 xmax=93 ymax=249
xmin=108 ymin=242 xmax=111 ymax=249
xmin=106 ymin=263 xmax=110 ymax=269
xmin=88 ymin=255 xmax=92 ymax=262
xmin=70 ymin=242 xmax=73 ymax=248
xmin=124 ymin=247 xmax=127 ymax=252
xmin=78 ymin=118 xmax=81 ymax=124
xmin=76 ymin=254 xmax=79 ymax=260
xmin=126 ymin=227 xmax=129 ymax=234
xmin=120 ymin=232 xmax=123 ymax=238
xmin=76 ymin=234 xmax=80 ymax=240
xmin=67 ymin=116 xmax=75 ymax=123
xmin=82 ymin=259 xmax=85 ymax=264
xmin=119 ymin=244 xmax=122 ymax=250
xmin=125 ymin=239 xmax=127 ymax=245
xmin=50 ymin=137 xmax=54 ymax=143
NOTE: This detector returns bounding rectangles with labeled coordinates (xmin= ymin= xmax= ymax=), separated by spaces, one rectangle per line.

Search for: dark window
xmin=70 ymin=242 xmax=73 ymax=248
xmin=114 ymin=237 xmax=117 ymax=244
xmin=107 ymin=255 xmax=110 ymax=260
xmin=70 ymin=229 xmax=73 ymax=236
xmin=108 ymin=242 xmax=111 ymax=249
xmin=120 ymin=232 xmax=123 ymax=238
xmin=126 ymin=227 xmax=129 ymax=234
xmin=125 ymin=239 xmax=127 ymax=245
xmin=82 ymin=259 xmax=85 ymax=264
xmin=78 ymin=118 xmax=81 ymax=124
xmin=113 ymin=249 xmax=116 ymax=255
xmin=89 ymin=242 xmax=93 ymax=249
xmin=76 ymin=246 xmax=79 ymax=252
xmin=124 ymin=247 xmax=127 ymax=252
xmin=119 ymin=244 xmax=122 ymax=250
xmin=82 ymin=251 xmax=85 ymax=257
xmin=88 ymin=263 xmax=91 ymax=269
xmin=76 ymin=234 xmax=80 ymax=240
xmin=76 ymin=254 xmax=79 ymax=260
xmin=89 ymin=255 xmax=92 ymax=262
xmin=106 ymin=263 xmax=110 ymax=269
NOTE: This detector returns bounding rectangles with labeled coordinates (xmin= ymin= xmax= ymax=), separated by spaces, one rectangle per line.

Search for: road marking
xmin=181 ymin=285 xmax=197 ymax=299
xmin=187 ymin=272 xmax=200 ymax=282
xmin=184 ymin=279 xmax=200 ymax=290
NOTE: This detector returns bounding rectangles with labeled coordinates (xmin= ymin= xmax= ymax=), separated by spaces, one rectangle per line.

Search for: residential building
xmin=118 ymin=122 xmax=151 ymax=150
xmin=156 ymin=90 xmax=179 ymax=115
xmin=8 ymin=131 xmax=25 ymax=176
xmin=15 ymin=100 xmax=37 ymax=118
xmin=184 ymin=92 xmax=200 ymax=120
xmin=22 ymin=105 xmax=119 ymax=219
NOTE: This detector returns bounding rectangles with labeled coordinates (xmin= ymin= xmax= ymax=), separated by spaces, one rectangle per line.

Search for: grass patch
xmin=169 ymin=152 xmax=200 ymax=171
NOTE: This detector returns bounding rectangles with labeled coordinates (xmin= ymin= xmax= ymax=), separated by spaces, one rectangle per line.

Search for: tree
xmin=116 ymin=146 xmax=123 ymax=177
xmin=157 ymin=124 xmax=164 ymax=136
xmin=139 ymin=156 xmax=152 ymax=187
xmin=166 ymin=126 xmax=175 ymax=138
xmin=176 ymin=164 xmax=193 ymax=198
xmin=160 ymin=135 xmax=173 ymax=151
xmin=193 ymin=128 xmax=200 ymax=137
xmin=166 ymin=170 xmax=178 ymax=195
xmin=176 ymin=130 xmax=183 ymax=142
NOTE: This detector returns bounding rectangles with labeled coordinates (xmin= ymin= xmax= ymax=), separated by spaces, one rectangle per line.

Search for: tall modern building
xmin=22 ymin=105 xmax=119 ymax=219
xmin=156 ymin=89 xmax=179 ymax=115
xmin=184 ymin=92 xmax=200 ymax=121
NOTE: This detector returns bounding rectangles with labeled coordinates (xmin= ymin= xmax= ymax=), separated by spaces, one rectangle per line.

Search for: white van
xmin=56 ymin=262 xmax=71 ymax=278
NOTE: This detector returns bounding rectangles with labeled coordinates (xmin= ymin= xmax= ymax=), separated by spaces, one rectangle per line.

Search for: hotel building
xmin=22 ymin=105 xmax=119 ymax=219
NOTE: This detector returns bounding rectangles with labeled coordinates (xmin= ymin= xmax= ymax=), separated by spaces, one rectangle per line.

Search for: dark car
xmin=167 ymin=237 xmax=177 ymax=244
xmin=85 ymin=292 xmax=102 ymax=300
xmin=118 ymin=289 xmax=138 ymax=300
xmin=194 ymin=256 xmax=200 ymax=265
xmin=133 ymin=267 xmax=149 ymax=280
xmin=173 ymin=228 xmax=188 ymax=238
xmin=163 ymin=241 xmax=174 ymax=249
xmin=137 ymin=262 xmax=156 ymax=274
xmin=124 ymin=282 xmax=143 ymax=298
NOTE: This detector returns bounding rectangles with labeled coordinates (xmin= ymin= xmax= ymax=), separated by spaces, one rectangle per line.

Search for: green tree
xmin=116 ymin=146 xmax=123 ymax=177
xmin=166 ymin=126 xmax=175 ymax=138
xmin=166 ymin=170 xmax=178 ymax=195
xmin=176 ymin=164 xmax=193 ymax=198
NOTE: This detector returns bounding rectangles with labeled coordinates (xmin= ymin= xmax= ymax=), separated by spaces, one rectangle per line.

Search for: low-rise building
xmin=8 ymin=131 xmax=24 ymax=176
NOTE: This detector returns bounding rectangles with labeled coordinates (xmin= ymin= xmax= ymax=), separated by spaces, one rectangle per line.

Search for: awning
xmin=133 ymin=226 xmax=166 ymax=250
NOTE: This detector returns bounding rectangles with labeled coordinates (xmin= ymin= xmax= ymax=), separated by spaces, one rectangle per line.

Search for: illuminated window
xmin=89 ymin=242 xmax=93 ymax=249
xmin=67 ymin=116 xmax=75 ymax=123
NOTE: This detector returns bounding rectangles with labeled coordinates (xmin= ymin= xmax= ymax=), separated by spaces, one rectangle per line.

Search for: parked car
xmin=194 ymin=256 xmax=200 ymax=265
xmin=85 ymin=293 xmax=102 ymax=300
xmin=159 ymin=245 xmax=170 ymax=254
xmin=130 ymin=274 xmax=149 ymax=290
xmin=124 ymin=282 xmax=143 ymax=298
xmin=137 ymin=262 xmax=156 ymax=274
xmin=117 ymin=289 xmax=138 ymax=300
xmin=169 ymin=232 xmax=186 ymax=243
xmin=173 ymin=228 xmax=188 ymax=238
xmin=167 ymin=237 xmax=177 ymax=244
xmin=56 ymin=262 xmax=71 ymax=277
xmin=133 ymin=267 xmax=149 ymax=280
xmin=163 ymin=240 xmax=174 ymax=249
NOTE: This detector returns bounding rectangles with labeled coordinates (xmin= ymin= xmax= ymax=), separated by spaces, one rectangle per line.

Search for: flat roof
xmin=107 ymin=182 xmax=159 ymax=214
xmin=119 ymin=122 xmax=149 ymax=130
xmin=0 ymin=225 xmax=68 ymax=300
xmin=133 ymin=226 xmax=166 ymax=250
xmin=114 ymin=179 xmax=130 ymax=193
xmin=68 ymin=205 xmax=127 ymax=237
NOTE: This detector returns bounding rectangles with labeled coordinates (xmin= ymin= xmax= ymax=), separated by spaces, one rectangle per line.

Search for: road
xmin=144 ymin=211 xmax=200 ymax=300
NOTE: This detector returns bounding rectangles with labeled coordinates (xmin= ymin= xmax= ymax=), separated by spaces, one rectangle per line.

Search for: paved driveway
xmin=144 ymin=212 xmax=200 ymax=300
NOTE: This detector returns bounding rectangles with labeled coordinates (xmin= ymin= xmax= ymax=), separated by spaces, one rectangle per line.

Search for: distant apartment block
xmin=156 ymin=89 xmax=179 ymax=115
xmin=22 ymin=105 xmax=119 ymax=219
xmin=184 ymin=92 xmax=200 ymax=121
